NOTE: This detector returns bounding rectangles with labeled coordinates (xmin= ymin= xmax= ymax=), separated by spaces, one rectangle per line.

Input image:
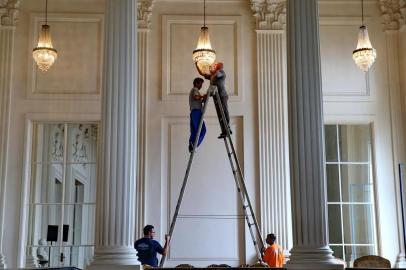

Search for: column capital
xmin=137 ymin=0 xmax=154 ymax=29
xmin=0 ymin=0 xmax=21 ymax=27
xmin=379 ymin=0 xmax=406 ymax=31
xmin=251 ymin=0 xmax=286 ymax=30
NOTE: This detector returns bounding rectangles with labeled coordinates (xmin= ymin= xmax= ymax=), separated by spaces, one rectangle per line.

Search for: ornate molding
xmin=72 ymin=124 xmax=97 ymax=165
xmin=137 ymin=0 xmax=154 ymax=29
xmin=251 ymin=0 xmax=286 ymax=30
xmin=380 ymin=0 xmax=406 ymax=30
xmin=50 ymin=124 xmax=64 ymax=163
xmin=0 ymin=0 xmax=21 ymax=26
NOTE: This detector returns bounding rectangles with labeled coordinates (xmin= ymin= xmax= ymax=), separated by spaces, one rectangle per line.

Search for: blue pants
xmin=189 ymin=109 xmax=206 ymax=147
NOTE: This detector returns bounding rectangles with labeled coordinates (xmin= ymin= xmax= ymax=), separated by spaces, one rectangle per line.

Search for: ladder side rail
xmin=213 ymin=91 xmax=265 ymax=252
xmin=213 ymin=91 xmax=265 ymax=259
xmin=159 ymin=92 xmax=211 ymax=267
xmin=222 ymin=137 xmax=263 ymax=262
xmin=226 ymin=135 xmax=265 ymax=254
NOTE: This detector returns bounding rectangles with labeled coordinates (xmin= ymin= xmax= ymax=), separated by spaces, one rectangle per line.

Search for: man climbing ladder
xmin=159 ymin=81 xmax=265 ymax=267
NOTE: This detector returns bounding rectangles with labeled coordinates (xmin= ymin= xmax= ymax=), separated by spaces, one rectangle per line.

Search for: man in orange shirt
xmin=263 ymin=233 xmax=285 ymax=267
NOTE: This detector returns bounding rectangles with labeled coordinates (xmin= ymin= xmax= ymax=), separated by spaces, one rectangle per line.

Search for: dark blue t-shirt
xmin=134 ymin=237 xmax=164 ymax=267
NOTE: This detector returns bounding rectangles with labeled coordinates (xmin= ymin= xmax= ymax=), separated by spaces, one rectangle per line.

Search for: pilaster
xmin=0 ymin=1 xmax=21 ymax=268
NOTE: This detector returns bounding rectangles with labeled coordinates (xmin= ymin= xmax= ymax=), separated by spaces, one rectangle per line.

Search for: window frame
xmin=325 ymin=123 xmax=379 ymax=265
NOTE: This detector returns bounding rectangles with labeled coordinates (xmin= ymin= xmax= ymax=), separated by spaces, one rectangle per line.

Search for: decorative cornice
xmin=137 ymin=0 xmax=154 ymax=29
xmin=251 ymin=0 xmax=286 ymax=30
xmin=380 ymin=0 xmax=406 ymax=30
xmin=0 ymin=0 xmax=20 ymax=26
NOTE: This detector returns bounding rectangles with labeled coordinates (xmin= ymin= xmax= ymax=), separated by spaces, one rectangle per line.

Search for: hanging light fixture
xmin=352 ymin=0 xmax=376 ymax=72
xmin=33 ymin=0 xmax=58 ymax=72
xmin=192 ymin=0 xmax=216 ymax=77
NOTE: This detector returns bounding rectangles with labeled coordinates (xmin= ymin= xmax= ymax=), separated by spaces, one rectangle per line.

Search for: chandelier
xmin=352 ymin=0 xmax=376 ymax=72
xmin=192 ymin=0 xmax=216 ymax=77
xmin=33 ymin=0 xmax=58 ymax=72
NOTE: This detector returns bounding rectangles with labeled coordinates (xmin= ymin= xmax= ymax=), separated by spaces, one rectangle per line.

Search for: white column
xmin=286 ymin=1 xmax=342 ymax=269
xmin=251 ymin=0 xmax=292 ymax=255
xmin=380 ymin=2 xmax=406 ymax=266
xmin=256 ymin=30 xmax=292 ymax=253
xmin=385 ymin=30 xmax=406 ymax=268
xmin=0 ymin=1 xmax=20 ymax=268
xmin=89 ymin=0 xmax=139 ymax=268
xmin=136 ymin=0 xmax=153 ymax=239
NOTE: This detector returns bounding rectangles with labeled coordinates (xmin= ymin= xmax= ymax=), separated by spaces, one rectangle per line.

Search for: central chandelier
xmin=352 ymin=0 xmax=376 ymax=72
xmin=33 ymin=0 xmax=58 ymax=72
xmin=192 ymin=0 xmax=216 ymax=77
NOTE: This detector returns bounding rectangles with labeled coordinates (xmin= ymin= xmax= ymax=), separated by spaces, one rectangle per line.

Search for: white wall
xmin=319 ymin=0 xmax=403 ymax=266
xmin=145 ymin=0 xmax=259 ymax=266
xmin=1 ymin=0 xmax=405 ymax=268
xmin=3 ymin=0 xmax=104 ymax=267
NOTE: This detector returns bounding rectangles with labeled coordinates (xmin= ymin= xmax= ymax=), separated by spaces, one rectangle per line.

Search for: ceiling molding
xmin=0 ymin=0 xmax=21 ymax=26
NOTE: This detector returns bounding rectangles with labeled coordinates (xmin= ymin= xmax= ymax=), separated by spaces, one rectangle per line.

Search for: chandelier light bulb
xmin=193 ymin=26 xmax=216 ymax=76
xmin=352 ymin=25 xmax=376 ymax=72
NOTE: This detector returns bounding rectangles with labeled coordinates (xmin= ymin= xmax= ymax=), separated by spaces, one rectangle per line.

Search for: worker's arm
xmin=162 ymin=234 xmax=171 ymax=256
xmin=193 ymin=94 xmax=207 ymax=101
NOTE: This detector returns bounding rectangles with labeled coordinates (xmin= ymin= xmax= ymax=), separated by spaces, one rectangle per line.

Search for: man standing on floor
xmin=263 ymin=233 xmax=285 ymax=267
xmin=134 ymin=225 xmax=170 ymax=267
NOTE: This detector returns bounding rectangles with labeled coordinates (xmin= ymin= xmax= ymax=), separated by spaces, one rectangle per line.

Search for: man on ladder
xmin=160 ymin=62 xmax=265 ymax=267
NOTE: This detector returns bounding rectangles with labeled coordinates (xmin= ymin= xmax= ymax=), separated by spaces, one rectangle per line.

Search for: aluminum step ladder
xmin=159 ymin=86 xmax=265 ymax=267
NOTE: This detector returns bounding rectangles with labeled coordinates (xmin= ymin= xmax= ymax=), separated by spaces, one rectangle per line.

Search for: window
xmin=26 ymin=123 xmax=97 ymax=268
xmin=325 ymin=124 xmax=377 ymax=265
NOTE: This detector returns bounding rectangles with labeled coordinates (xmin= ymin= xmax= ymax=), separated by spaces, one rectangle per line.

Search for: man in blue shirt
xmin=134 ymin=225 xmax=170 ymax=267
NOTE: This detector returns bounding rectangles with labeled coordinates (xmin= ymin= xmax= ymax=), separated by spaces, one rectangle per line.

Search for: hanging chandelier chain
xmin=45 ymin=0 xmax=48 ymax=25
xmin=361 ymin=0 xmax=364 ymax=26
xmin=204 ymin=0 xmax=206 ymax=27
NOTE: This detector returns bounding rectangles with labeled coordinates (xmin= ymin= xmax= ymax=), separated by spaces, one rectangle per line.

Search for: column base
xmin=87 ymin=246 xmax=141 ymax=269
xmin=0 ymin=253 xmax=5 ymax=268
xmin=25 ymin=254 xmax=38 ymax=268
xmin=395 ymin=253 xmax=406 ymax=268
xmin=286 ymin=246 xmax=344 ymax=270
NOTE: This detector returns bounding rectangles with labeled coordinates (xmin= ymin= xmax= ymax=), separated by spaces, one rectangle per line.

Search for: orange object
xmin=263 ymin=244 xmax=285 ymax=267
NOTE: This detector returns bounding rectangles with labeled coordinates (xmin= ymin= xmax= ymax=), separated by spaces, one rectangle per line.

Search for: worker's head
xmin=209 ymin=62 xmax=223 ymax=74
xmin=143 ymin=225 xmax=156 ymax=238
xmin=193 ymin=77 xmax=204 ymax=89
xmin=266 ymin=233 xmax=276 ymax=245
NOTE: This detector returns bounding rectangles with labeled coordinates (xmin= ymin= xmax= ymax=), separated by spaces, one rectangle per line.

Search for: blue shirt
xmin=134 ymin=237 xmax=164 ymax=266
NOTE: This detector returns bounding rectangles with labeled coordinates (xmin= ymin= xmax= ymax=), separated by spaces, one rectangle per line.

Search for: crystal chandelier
xmin=352 ymin=0 xmax=376 ymax=72
xmin=33 ymin=0 xmax=58 ymax=72
xmin=192 ymin=0 xmax=216 ymax=77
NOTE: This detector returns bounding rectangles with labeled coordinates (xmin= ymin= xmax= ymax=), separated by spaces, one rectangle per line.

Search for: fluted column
xmin=251 ymin=0 xmax=292 ymax=255
xmin=286 ymin=1 xmax=342 ymax=269
xmin=136 ymin=0 xmax=153 ymax=239
xmin=256 ymin=30 xmax=291 ymax=255
xmin=89 ymin=0 xmax=139 ymax=268
xmin=380 ymin=1 xmax=406 ymax=266
xmin=0 ymin=1 xmax=20 ymax=268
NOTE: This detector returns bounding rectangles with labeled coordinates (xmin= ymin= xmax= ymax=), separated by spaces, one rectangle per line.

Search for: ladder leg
xmin=223 ymin=138 xmax=263 ymax=262
xmin=159 ymin=95 xmax=210 ymax=267
xmin=213 ymin=91 xmax=265 ymax=261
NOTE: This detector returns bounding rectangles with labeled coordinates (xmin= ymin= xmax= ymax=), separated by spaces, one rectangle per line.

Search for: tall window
xmin=27 ymin=123 xmax=97 ymax=268
xmin=325 ymin=124 xmax=377 ymax=265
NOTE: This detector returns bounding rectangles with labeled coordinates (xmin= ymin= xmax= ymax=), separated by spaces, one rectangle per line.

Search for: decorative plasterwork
xmin=0 ymin=0 xmax=20 ymax=26
xmin=137 ymin=0 xmax=154 ymax=29
xmin=380 ymin=0 xmax=406 ymax=30
xmin=251 ymin=0 xmax=286 ymax=30
xmin=72 ymin=124 xmax=97 ymax=165
xmin=50 ymin=124 xmax=64 ymax=163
